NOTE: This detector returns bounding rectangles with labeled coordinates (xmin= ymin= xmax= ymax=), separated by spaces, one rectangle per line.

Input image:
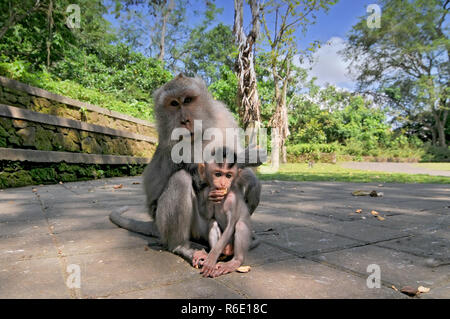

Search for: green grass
xmin=413 ymin=163 xmax=450 ymax=171
xmin=257 ymin=163 xmax=450 ymax=184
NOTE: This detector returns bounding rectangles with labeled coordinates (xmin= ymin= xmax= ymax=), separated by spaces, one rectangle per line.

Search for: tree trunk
xmin=436 ymin=120 xmax=447 ymax=147
xmin=281 ymin=142 xmax=287 ymax=163
xmin=432 ymin=108 xmax=448 ymax=147
xmin=46 ymin=0 xmax=54 ymax=68
xmin=233 ymin=0 xmax=262 ymax=130
xmin=430 ymin=126 xmax=437 ymax=146
xmin=157 ymin=0 xmax=174 ymax=63
xmin=271 ymin=127 xmax=280 ymax=171
xmin=269 ymin=55 xmax=291 ymax=166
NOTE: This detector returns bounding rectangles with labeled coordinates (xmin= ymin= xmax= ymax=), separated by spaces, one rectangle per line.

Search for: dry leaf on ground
xmin=418 ymin=286 xmax=430 ymax=293
xmin=113 ymin=184 xmax=123 ymax=189
xmin=371 ymin=210 xmax=379 ymax=216
xmin=400 ymin=286 xmax=418 ymax=296
xmin=376 ymin=216 xmax=385 ymax=221
xmin=355 ymin=209 xmax=362 ymax=213
xmin=352 ymin=190 xmax=371 ymax=196
xmin=236 ymin=266 xmax=251 ymax=273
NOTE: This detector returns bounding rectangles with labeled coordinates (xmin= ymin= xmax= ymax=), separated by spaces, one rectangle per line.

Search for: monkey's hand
xmin=208 ymin=189 xmax=226 ymax=203
xmin=200 ymin=254 xmax=219 ymax=277
xmin=192 ymin=249 xmax=208 ymax=269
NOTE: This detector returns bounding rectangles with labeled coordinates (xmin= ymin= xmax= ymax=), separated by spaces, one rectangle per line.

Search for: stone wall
xmin=0 ymin=76 xmax=157 ymax=188
xmin=0 ymin=116 xmax=155 ymax=158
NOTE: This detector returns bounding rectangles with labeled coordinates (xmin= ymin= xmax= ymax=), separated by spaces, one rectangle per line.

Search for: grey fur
xmin=109 ymin=74 xmax=262 ymax=263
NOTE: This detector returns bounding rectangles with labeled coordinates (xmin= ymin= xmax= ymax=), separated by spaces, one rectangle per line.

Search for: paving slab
xmin=106 ymin=277 xmax=243 ymax=299
xmin=65 ymin=246 xmax=200 ymax=298
xmin=216 ymin=258 xmax=406 ymax=299
xmin=0 ymin=178 xmax=449 ymax=298
xmin=0 ymin=257 xmax=70 ymax=298
xmin=311 ymin=245 xmax=450 ymax=290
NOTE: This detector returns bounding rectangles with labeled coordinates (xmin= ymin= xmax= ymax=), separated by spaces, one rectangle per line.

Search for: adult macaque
xmin=192 ymin=148 xmax=252 ymax=278
xmin=110 ymin=74 xmax=263 ymax=265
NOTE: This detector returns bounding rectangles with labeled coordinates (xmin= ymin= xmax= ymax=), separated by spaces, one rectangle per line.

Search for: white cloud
xmin=295 ymin=36 xmax=357 ymax=90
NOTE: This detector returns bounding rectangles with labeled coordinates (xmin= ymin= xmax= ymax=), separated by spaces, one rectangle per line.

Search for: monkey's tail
xmin=109 ymin=206 xmax=160 ymax=238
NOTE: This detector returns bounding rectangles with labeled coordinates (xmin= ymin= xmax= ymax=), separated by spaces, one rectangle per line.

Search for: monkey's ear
xmin=198 ymin=163 xmax=206 ymax=181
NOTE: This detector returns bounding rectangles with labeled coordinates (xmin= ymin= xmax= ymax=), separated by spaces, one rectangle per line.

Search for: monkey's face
xmin=162 ymin=90 xmax=200 ymax=134
xmin=204 ymin=162 xmax=238 ymax=192
xmin=154 ymin=74 xmax=211 ymax=142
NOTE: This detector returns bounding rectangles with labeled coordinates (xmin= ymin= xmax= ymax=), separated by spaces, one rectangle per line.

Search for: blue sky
xmin=105 ymin=0 xmax=380 ymax=90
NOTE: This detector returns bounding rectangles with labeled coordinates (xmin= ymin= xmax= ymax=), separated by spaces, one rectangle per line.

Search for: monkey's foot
xmin=210 ymin=259 xmax=242 ymax=277
xmin=192 ymin=249 xmax=208 ymax=268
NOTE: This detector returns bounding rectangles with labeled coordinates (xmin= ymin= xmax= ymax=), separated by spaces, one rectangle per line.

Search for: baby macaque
xmin=192 ymin=149 xmax=252 ymax=278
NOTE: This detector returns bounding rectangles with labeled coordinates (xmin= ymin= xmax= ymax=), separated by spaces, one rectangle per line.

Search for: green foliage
xmin=0 ymin=160 xmax=146 ymax=188
xmin=344 ymin=0 xmax=449 ymax=147
xmin=287 ymin=143 xmax=338 ymax=155
xmin=209 ymin=65 xmax=239 ymax=114
xmin=181 ymin=23 xmax=236 ymax=84
xmin=0 ymin=61 xmax=159 ymax=121
xmin=0 ymin=0 xmax=172 ymax=122
xmin=421 ymin=144 xmax=450 ymax=162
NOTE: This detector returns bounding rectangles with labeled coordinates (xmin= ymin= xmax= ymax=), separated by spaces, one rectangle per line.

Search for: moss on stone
xmin=35 ymin=125 xmax=54 ymax=151
xmin=0 ymin=136 xmax=7 ymax=147
xmin=0 ymin=117 xmax=13 ymax=130
xmin=0 ymin=160 xmax=146 ymax=188
xmin=0 ymin=124 xmax=9 ymax=138
xmin=17 ymin=126 xmax=36 ymax=146
xmin=30 ymin=167 xmax=57 ymax=183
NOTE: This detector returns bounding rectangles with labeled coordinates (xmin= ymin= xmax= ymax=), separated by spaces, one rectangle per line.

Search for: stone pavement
xmin=0 ymin=177 xmax=449 ymax=299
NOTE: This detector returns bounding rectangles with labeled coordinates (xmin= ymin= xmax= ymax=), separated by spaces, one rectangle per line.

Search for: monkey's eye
xmin=184 ymin=97 xmax=192 ymax=104
xmin=170 ymin=100 xmax=179 ymax=107
xmin=226 ymin=174 xmax=232 ymax=179
xmin=215 ymin=172 xmax=222 ymax=177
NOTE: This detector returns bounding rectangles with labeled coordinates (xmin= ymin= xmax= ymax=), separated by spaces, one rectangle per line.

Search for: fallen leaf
xmin=400 ymin=286 xmax=418 ymax=296
xmin=355 ymin=209 xmax=362 ymax=214
xmin=376 ymin=216 xmax=385 ymax=221
xmin=370 ymin=190 xmax=384 ymax=197
xmin=32 ymin=188 xmax=37 ymax=192
xmin=113 ymin=184 xmax=123 ymax=189
xmin=418 ymin=286 xmax=430 ymax=293
xmin=371 ymin=210 xmax=379 ymax=216
xmin=352 ymin=190 xmax=371 ymax=196
xmin=391 ymin=285 xmax=398 ymax=292
xmin=132 ymin=182 xmax=140 ymax=185
xmin=236 ymin=266 xmax=251 ymax=273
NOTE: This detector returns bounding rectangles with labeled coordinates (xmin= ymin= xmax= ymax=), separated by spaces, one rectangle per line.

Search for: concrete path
xmin=0 ymin=177 xmax=449 ymax=298
xmin=340 ymin=161 xmax=450 ymax=177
